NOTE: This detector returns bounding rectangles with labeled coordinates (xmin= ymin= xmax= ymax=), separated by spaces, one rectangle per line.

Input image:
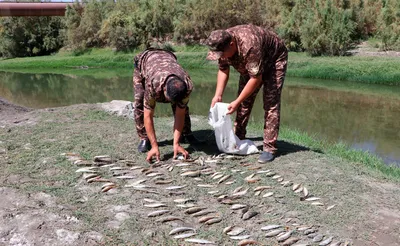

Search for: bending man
xmin=205 ymin=24 xmax=288 ymax=163
xmin=133 ymin=48 xmax=199 ymax=163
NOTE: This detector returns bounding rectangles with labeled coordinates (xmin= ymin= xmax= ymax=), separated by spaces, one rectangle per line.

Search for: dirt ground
xmin=1 ymin=98 xmax=399 ymax=246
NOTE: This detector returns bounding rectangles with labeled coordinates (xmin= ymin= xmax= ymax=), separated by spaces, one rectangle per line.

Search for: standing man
xmin=205 ymin=24 xmax=288 ymax=163
xmin=133 ymin=48 xmax=199 ymax=163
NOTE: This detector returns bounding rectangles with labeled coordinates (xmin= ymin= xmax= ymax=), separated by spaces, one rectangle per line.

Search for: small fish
xmin=277 ymin=177 xmax=284 ymax=182
xmin=184 ymin=238 xmax=215 ymax=244
xmin=181 ymin=170 xmax=201 ymax=177
xmin=225 ymin=181 xmax=235 ymax=185
xmin=223 ymin=225 xmax=234 ymax=234
xmin=116 ymin=175 xmax=135 ymax=179
xmin=169 ymin=227 xmax=195 ymax=235
xmin=155 ymin=216 xmax=183 ymax=223
xmin=227 ymin=227 xmax=245 ymax=236
xmin=197 ymin=184 xmax=216 ymax=188
xmin=263 ymin=192 xmax=274 ymax=197
xmin=101 ymin=185 xmax=116 ymax=192
xmin=174 ymin=198 xmax=194 ymax=203
xmin=233 ymin=186 xmax=244 ymax=193
xmin=165 ymin=185 xmax=186 ymax=190
xmin=83 ymin=173 xmax=98 ymax=180
xmin=173 ymin=232 xmax=197 ymax=239
xmin=271 ymin=175 xmax=281 ymax=180
xmin=184 ymin=206 xmax=205 ymax=214
xmin=254 ymin=186 xmax=272 ymax=191
xmin=230 ymin=235 xmax=251 ymax=240
xmin=109 ymin=166 xmax=122 ymax=171
xmin=212 ymin=174 xmax=224 ymax=180
xmin=305 ymin=197 xmax=320 ymax=201
xmin=205 ymin=217 xmax=222 ymax=225
xmin=282 ymin=237 xmax=300 ymax=246
xmin=319 ymin=236 xmax=333 ymax=246
xmin=208 ymin=190 xmax=220 ymax=195
xmin=294 ymin=187 xmax=303 ymax=193
xmin=242 ymin=210 xmax=258 ymax=220
xmin=297 ymin=226 xmax=311 ymax=231
xmin=265 ymin=172 xmax=276 ymax=177
xmin=218 ymin=174 xmax=232 ymax=184
xmin=146 ymin=172 xmax=163 ymax=177
xmin=176 ymin=163 xmax=191 ymax=167
xmin=194 ymin=177 xmax=203 ymax=181
xmin=311 ymin=202 xmax=324 ymax=206
xmin=277 ymin=230 xmax=292 ymax=242
xmin=75 ymin=167 xmax=97 ymax=173
xmin=303 ymin=187 xmax=309 ymax=197
xmin=231 ymin=188 xmax=249 ymax=198
xmin=191 ymin=210 xmax=216 ymax=217
xmin=326 ymin=204 xmax=336 ymax=210
xmin=281 ymin=181 xmax=292 ymax=187
xmin=144 ymin=203 xmax=167 ymax=208
xmin=198 ymin=215 xmax=217 ymax=223
xmin=238 ymin=239 xmax=258 ymax=246
xmin=245 ymin=173 xmax=256 ymax=180
xmin=261 ymin=225 xmax=282 ymax=231
xmin=329 ymin=241 xmax=342 ymax=246
xmin=292 ymin=183 xmax=301 ymax=191
xmin=167 ymin=165 xmax=174 ymax=172
xmin=231 ymin=204 xmax=247 ymax=210
xmin=101 ymin=182 xmax=116 ymax=189
xmin=147 ymin=210 xmax=170 ymax=217
xmin=155 ymin=179 xmax=174 ymax=185
xmin=265 ymin=229 xmax=284 ymax=237
xmin=254 ymin=191 xmax=261 ymax=196
xmin=312 ymin=234 xmax=324 ymax=242
xmin=246 ymin=178 xmax=261 ymax=183
xmin=176 ymin=203 xmax=195 ymax=208
xmin=303 ymin=228 xmax=318 ymax=235
xmin=256 ymin=170 xmax=271 ymax=174
xmin=143 ymin=198 xmax=160 ymax=203
xmin=130 ymin=166 xmax=143 ymax=170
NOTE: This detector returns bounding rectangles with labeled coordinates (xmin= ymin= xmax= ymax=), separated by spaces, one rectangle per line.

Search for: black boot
xmin=258 ymin=151 xmax=275 ymax=163
xmin=137 ymin=139 xmax=151 ymax=153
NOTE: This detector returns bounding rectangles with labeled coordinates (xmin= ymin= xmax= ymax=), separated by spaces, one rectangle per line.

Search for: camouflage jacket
xmin=133 ymin=49 xmax=193 ymax=109
xmin=218 ymin=24 xmax=287 ymax=78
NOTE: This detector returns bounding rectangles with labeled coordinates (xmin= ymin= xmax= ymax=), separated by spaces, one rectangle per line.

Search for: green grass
xmin=274 ymin=125 xmax=400 ymax=181
xmin=1 ymin=46 xmax=400 ymax=85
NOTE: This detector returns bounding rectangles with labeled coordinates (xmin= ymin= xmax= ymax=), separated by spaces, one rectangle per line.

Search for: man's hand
xmin=173 ymin=144 xmax=189 ymax=160
xmin=227 ymin=99 xmax=240 ymax=115
xmin=146 ymin=146 xmax=160 ymax=163
xmin=211 ymin=95 xmax=222 ymax=108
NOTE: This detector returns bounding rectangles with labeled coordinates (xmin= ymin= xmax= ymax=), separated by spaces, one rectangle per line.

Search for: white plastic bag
xmin=208 ymin=102 xmax=259 ymax=155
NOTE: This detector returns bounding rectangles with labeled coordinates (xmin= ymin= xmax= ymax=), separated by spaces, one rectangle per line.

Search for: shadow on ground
xmin=159 ymin=129 xmax=320 ymax=160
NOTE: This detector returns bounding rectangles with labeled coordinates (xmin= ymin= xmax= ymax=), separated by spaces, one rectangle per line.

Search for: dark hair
xmin=166 ymin=76 xmax=187 ymax=102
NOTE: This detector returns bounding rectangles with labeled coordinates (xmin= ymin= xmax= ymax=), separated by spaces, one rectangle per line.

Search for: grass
xmin=0 ymin=45 xmax=400 ymax=85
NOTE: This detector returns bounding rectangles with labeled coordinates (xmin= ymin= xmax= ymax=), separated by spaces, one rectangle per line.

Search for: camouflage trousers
xmin=234 ymin=51 xmax=288 ymax=154
xmin=133 ymin=79 xmax=192 ymax=140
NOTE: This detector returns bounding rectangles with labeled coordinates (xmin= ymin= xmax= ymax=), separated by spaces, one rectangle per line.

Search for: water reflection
xmin=0 ymin=70 xmax=399 ymax=166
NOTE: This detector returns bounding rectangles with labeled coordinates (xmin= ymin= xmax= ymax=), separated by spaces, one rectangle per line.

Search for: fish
xmin=154 ymin=179 xmax=174 ymax=185
xmin=246 ymin=178 xmax=261 ymax=183
xmin=254 ymin=191 xmax=261 ymax=196
xmin=277 ymin=177 xmax=284 ymax=182
xmin=292 ymin=183 xmax=301 ymax=191
xmin=231 ymin=204 xmax=248 ymax=210
xmin=297 ymin=226 xmax=311 ymax=231
xmin=83 ymin=173 xmax=98 ymax=180
xmin=155 ymin=216 xmax=183 ymax=223
xmin=303 ymin=187 xmax=309 ymax=197
xmin=245 ymin=173 xmax=256 ymax=180
xmin=197 ymin=184 xmax=216 ymax=188
xmin=265 ymin=172 xmax=276 ymax=177
xmin=147 ymin=210 xmax=170 ymax=217
xmin=256 ymin=170 xmax=271 ymax=174
xmin=146 ymin=172 xmax=164 ymax=177
xmin=312 ymin=234 xmax=324 ymax=242
xmin=212 ymin=174 xmax=224 ymax=180
xmin=227 ymin=227 xmax=245 ymax=236
xmin=191 ymin=210 xmax=216 ymax=217
xmin=230 ymin=235 xmax=251 ymax=240
xmin=277 ymin=231 xmax=292 ymax=242
xmin=238 ymin=239 xmax=258 ymax=246
xmin=263 ymin=192 xmax=274 ymax=197
xmin=326 ymin=204 xmax=336 ymax=210
xmin=184 ymin=238 xmax=215 ymax=244
xmin=144 ymin=203 xmax=167 ymax=208
xmin=165 ymin=185 xmax=186 ymax=190
xmin=143 ymin=198 xmax=160 ymax=203
xmin=205 ymin=217 xmax=222 ymax=225
xmin=181 ymin=170 xmax=201 ymax=177
xmin=101 ymin=185 xmax=116 ymax=192
xmin=305 ymin=197 xmax=320 ymax=201
xmin=115 ymin=175 xmax=135 ymax=179
xmin=218 ymin=174 xmax=232 ymax=184
xmin=176 ymin=203 xmax=196 ymax=208
xmin=169 ymin=227 xmax=195 ymax=235
xmin=223 ymin=225 xmax=235 ymax=234
xmin=208 ymin=190 xmax=220 ymax=195
xmin=260 ymin=225 xmax=282 ymax=231
xmin=311 ymin=202 xmax=324 ymax=206
xmin=211 ymin=172 xmax=222 ymax=178
xmin=109 ymin=166 xmax=122 ymax=171
xmin=303 ymin=228 xmax=318 ymax=235
xmin=101 ymin=182 xmax=116 ymax=189
xmin=225 ymin=181 xmax=235 ymax=185
xmin=294 ymin=187 xmax=304 ymax=193
xmin=242 ymin=210 xmax=258 ymax=220
xmin=281 ymin=181 xmax=292 ymax=187
xmin=198 ymin=215 xmax=217 ymax=223
xmin=329 ymin=241 xmax=342 ymax=246
xmin=184 ymin=206 xmax=205 ymax=214
xmin=233 ymin=186 xmax=244 ymax=193
xmin=75 ymin=167 xmax=97 ymax=173
xmin=176 ymin=163 xmax=191 ymax=167
xmin=319 ymin=236 xmax=333 ymax=246
xmin=231 ymin=188 xmax=249 ymax=198
xmin=282 ymin=237 xmax=300 ymax=246
xmin=265 ymin=229 xmax=284 ymax=237
xmin=167 ymin=165 xmax=174 ymax=172
xmin=173 ymin=232 xmax=197 ymax=239
xmin=174 ymin=198 xmax=194 ymax=203
xmin=254 ymin=186 xmax=272 ymax=191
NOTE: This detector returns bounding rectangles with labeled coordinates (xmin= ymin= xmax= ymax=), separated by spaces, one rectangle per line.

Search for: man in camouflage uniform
xmin=205 ymin=24 xmax=288 ymax=163
xmin=133 ymin=48 xmax=199 ymax=163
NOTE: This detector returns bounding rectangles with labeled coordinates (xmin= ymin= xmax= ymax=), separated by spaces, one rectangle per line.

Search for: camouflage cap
xmin=205 ymin=30 xmax=232 ymax=60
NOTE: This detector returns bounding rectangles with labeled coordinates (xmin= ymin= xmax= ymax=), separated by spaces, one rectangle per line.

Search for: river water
xmin=1 ymin=69 xmax=399 ymax=166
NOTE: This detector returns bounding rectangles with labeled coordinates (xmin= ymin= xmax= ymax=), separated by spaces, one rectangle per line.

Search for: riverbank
xmin=1 ymin=100 xmax=400 ymax=245
xmin=0 ymin=45 xmax=400 ymax=85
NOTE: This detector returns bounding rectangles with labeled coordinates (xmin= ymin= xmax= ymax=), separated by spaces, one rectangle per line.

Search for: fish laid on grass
xmin=319 ymin=236 xmax=333 ymax=246
xmin=230 ymin=235 xmax=251 ymax=240
xmin=311 ymin=202 xmax=324 ymax=206
xmin=303 ymin=187 xmax=309 ymax=197
xmin=238 ymin=239 xmax=258 ymax=246
xmin=226 ymin=227 xmax=245 ymax=236
xmin=156 ymin=216 xmax=183 ymax=223
xmin=197 ymin=184 xmax=216 ymax=188
xmin=205 ymin=217 xmax=222 ymax=225
xmin=144 ymin=203 xmax=167 ymax=208
xmin=218 ymin=174 xmax=231 ymax=184
xmin=76 ymin=167 xmax=97 ymax=173
xmin=242 ymin=211 xmax=258 ymax=220
xmin=231 ymin=204 xmax=248 ymax=210
xmin=174 ymin=198 xmax=194 ymax=203
xmin=184 ymin=238 xmax=215 ymax=244
xmin=263 ymin=192 xmax=274 ymax=197
xmin=155 ymin=179 xmax=174 ymax=185
xmin=261 ymin=225 xmax=282 ymax=231
xmin=277 ymin=230 xmax=292 ymax=242
xmin=282 ymin=237 xmax=300 ymax=246
xmin=265 ymin=229 xmax=284 ymax=237
xmin=326 ymin=204 xmax=336 ymax=210
xmin=191 ymin=210 xmax=216 ymax=217
xmin=184 ymin=207 xmax=206 ymax=214
xmin=292 ymin=183 xmax=301 ymax=191
xmin=147 ymin=210 xmax=170 ymax=217
xmin=181 ymin=170 xmax=201 ymax=177
xmin=312 ymin=234 xmax=324 ymax=242
xmin=165 ymin=185 xmax=186 ymax=190
xmin=169 ymin=227 xmax=196 ymax=235
xmin=305 ymin=197 xmax=320 ymax=201
xmin=254 ymin=186 xmax=272 ymax=191
xmin=198 ymin=215 xmax=218 ymax=223
xmin=173 ymin=232 xmax=197 ymax=239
